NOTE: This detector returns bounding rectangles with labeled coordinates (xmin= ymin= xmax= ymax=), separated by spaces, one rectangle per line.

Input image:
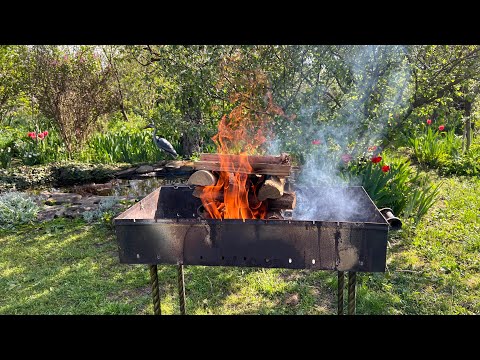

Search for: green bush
xmin=437 ymin=142 xmax=480 ymax=176
xmin=17 ymin=129 xmax=70 ymax=166
xmin=409 ymin=124 xmax=480 ymax=176
xmin=0 ymin=146 xmax=13 ymax=168
xmin=344 ymin=152 xmax=440 ymax=224
xmin=0 ymin=126 xmax=23 ymax=168
xmin=409 ymin=127 xmax=462 ymax=167
xmin=0 ymin=126 xmax=70 ymax=167
xmin=0 ymin=191 xmax=40 ymax=228
xmin=82 ymin=197 xmax=117 ymax=225
xmin=0 ymin=164 xmax=53 ymax=191
xmin=402 ymin=176 xmax=441 ymax=225
xmin=80 ymin=126 xmax=173 ymax=164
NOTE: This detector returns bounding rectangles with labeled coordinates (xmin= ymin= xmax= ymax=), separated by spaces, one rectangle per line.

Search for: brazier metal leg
xmin=149 ymin=265 xmax=161 ymax=315
xmin=337 ymin=271 xmax=345 ymax=315
xmin=347 ymin=272 xmax=357 ymax=315
xmin=177 ymin=264 xmax=186 ymax=315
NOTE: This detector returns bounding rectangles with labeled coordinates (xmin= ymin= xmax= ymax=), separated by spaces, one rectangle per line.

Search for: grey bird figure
xmin=144 ymin=123 xmax=178 ymax=157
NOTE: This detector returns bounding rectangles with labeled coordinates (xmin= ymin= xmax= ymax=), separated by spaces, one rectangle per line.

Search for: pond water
xmin=108 ymin=177 xmax=189 ymax=198
xmin=22 ymin=176 xmax=190 ymax=199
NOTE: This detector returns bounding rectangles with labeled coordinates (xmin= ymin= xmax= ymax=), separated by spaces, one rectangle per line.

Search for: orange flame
xmin=200 ymin=62 xmax=287 ymax=220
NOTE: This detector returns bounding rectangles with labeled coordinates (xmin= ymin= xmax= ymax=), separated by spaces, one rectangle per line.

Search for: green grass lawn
xmin=1 ymin=173 xmax=479 ymax=315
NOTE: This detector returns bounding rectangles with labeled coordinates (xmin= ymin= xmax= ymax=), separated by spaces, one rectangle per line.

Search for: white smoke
xmin=270 ymin=46 xmax=412 ymax=221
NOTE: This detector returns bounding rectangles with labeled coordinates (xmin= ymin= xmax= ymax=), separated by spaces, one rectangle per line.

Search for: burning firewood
xmin=257 ymin=176 xmax=286 ymax=201
xmin=192 ymin=186 xmax=223 ymax=202
xmin=187 ymin=170 xmax=218 ymax=186
xmin=194 ymin=153 xmax=291 ymax=177
xmin=192 ymin=186 xmax=204 ymax=199
xmin=268 ymin=191 xmax=296 ymax=210
xmin=192 ymin=153 xmax=295 ymax=220
xmin=199 ymin=153 xmax=290 ymax=165
xmin=194 ymin=161 xmax=291 ymax=176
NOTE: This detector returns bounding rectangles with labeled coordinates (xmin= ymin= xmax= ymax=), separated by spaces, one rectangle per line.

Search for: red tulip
xmin=27 ymin=132 xmax=36 ymax=139
xmin=426 ymin=119 xmax=432 ymax=125
xmin=382 ymin=165 xmax=390 ymax=173
xmin=312 ymin=139 xmax=321 ymax=145
xmin=341 ymin=154 xmax=352 ymax=163
xmin=438 ymin=125 xmax=445 ymax=131
xmin=43 ymin=131 xmax=49 ymax=137
xmin=37 ymin=133 xmax=45 ymax=140
xmin=371 ymin=156 xmax=382 ymax=164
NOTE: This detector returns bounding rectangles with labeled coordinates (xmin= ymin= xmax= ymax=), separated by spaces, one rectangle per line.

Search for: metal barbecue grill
xmin=114 ymin=184 xmax=392 ymax=315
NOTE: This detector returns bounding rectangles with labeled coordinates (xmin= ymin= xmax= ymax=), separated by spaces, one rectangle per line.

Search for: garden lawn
xmin=1 ymin=173 xmax=479 ymax=314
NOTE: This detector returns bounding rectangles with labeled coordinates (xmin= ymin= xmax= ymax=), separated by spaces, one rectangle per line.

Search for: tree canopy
xmin=1 ymin=45 xmax=478 ymax=158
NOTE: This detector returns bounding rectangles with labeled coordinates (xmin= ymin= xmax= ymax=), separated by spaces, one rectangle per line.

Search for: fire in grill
xmin=189 ymin=153 xmax=295 ymax=221
xmin=114 ymin=182 xmax=391 ymax=315
xmin=114 ymin=69 xmax=400 ymax=315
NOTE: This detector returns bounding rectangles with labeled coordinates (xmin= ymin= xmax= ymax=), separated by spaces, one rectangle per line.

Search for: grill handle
xmin=379 ymin=208 xmax=402 ymax=230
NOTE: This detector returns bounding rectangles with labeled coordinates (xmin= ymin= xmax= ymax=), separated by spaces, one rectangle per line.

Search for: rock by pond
xmin=0 ymin=160 xmax=195 ymax=192
xmin=135 ymin=165 xmax=154 ymax=174
xmin=116 ymin=160 xmax=195 ymax=180
xmin=2 ymin=160 xmax=193 ymax=222
xmin=36 ymin=192 xmax=133 ymax=221
xmin=34 ymin=174 xmax=189 ymax=221
xmin=36 ymin=205 xmax=65 ymax=221
xmin=44 ymin=192 xmax=83 ymax=205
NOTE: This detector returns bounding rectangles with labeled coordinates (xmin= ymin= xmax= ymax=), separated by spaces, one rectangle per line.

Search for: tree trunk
xmin=181 ymin=128 xmax=203 ymax=157
xmin=180 ymin=102 xmax=204 ymax=158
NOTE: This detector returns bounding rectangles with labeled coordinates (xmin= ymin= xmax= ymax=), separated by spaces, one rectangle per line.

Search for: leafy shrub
xmin=402 ymin=176 xmax=441 ymax=224
xmin=0 ymin=126 xmax=70 ymax=167
xmin=437 ymin=142 xmax=480 ymax=176
xmin=0 ymin=146 xmax=13 ymax=168
xmin=409 ymin=127 xmax=462 ymax=167
xmin=409 ymin=124 xmax=480 ymax=176
xmin=0 ymin=126 xmax=24 ymax=168
xmin=345 ymin=152 xmax=440 ymax=224
xmin=0 ymin=164 xmax=54 ymax=191
xmin=80 ymin=126 xmax=174 ymax=164
xmin=29 ymin=46 xmax=120 ymax=154
xmin=0 ymin=191 xmax=39 ymax=228
xmin=82 ymin=197 xmax=117 ymax=225
xmin=17 ymin=129 xmax=70 ymax=166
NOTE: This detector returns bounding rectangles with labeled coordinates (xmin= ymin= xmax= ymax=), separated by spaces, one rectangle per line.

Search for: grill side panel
xmin=115 ymin=220 xmax=388 ymax=272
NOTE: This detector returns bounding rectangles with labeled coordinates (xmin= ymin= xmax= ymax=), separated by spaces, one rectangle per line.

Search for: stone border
xmin=115 ymin=160 xmax=195 ymax=180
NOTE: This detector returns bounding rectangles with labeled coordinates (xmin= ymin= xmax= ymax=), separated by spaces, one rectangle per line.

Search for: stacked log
xmin=188 ymin=153 xmax=295 ymax=219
